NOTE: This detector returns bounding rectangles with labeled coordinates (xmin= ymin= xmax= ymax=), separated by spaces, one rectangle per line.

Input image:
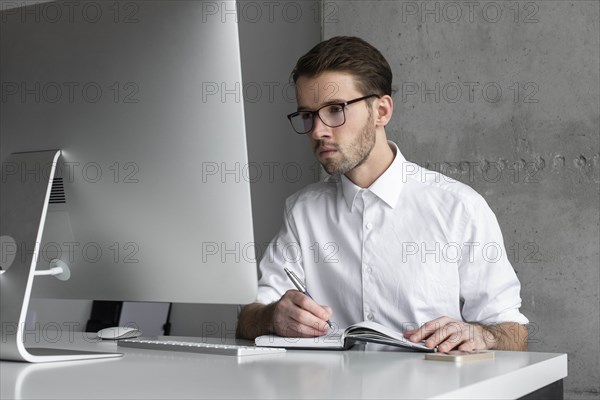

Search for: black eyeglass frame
xmin=286 ymin=94 xmax=380 ymax=135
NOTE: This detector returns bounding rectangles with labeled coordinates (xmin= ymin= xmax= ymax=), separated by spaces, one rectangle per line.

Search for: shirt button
xmin=366 ymin=266 xmax=372 ymax=274
xmin=366 ymin=222 xmax=373 ymax=230
xmin=367 ymin=313 xmax=374 ymax=321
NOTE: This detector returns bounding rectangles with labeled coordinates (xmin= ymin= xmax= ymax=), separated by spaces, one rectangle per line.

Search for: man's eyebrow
xmin=297 ymin=99 xmax=346 ymax=111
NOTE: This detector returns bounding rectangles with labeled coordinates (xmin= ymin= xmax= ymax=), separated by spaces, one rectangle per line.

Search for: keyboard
xmin=118 ymin=338 xmax=286 ymax=357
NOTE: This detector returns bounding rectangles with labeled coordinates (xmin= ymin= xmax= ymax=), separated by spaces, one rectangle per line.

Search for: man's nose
xmin=309 ymin=115 xmax=332 ymax=141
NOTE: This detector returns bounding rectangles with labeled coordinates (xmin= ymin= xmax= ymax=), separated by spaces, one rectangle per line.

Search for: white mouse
xmin=97 ymin=326 xmax=142 ymax=340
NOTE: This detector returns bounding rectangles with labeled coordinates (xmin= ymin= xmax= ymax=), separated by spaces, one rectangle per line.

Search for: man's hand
xmin=271 ymin=290 xmax=332 ymax=337
xmin=403 ymin=316 xmax=528 ymax=352
xmin=236 ymin=290 xmax=332 ymax=340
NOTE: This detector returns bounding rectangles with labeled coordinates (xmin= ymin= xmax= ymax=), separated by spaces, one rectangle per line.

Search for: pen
xmin=284 ymin=267 xmax=333 ymax=329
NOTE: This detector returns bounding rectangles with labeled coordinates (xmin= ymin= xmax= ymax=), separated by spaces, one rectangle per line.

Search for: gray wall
xmin=322 ymin=1 xmax=599 ymax=398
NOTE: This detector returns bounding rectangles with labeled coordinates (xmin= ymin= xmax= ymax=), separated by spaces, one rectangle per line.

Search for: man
xmin=237 ymin=36 xmax=528 ymax=352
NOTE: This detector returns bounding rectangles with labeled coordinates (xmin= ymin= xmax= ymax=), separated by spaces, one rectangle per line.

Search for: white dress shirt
xmin=256 ymin=141 xmax=528 ymax=331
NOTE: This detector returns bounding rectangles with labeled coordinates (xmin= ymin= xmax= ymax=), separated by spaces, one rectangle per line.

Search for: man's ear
xmin=374 ymin=95 xmax=393 ymax=127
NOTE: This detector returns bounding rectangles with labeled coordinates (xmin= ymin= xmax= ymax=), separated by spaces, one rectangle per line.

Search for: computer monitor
xmin=0 ymin=0 xmax=257 ymax=361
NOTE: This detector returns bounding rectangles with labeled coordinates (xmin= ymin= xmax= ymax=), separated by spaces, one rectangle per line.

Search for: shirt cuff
xmin=480 ymin=308 xmax=530 ymax=326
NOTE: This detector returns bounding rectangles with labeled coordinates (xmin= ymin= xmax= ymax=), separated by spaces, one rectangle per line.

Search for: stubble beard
xmin=320 ymin=113 xmax=377 ymax=176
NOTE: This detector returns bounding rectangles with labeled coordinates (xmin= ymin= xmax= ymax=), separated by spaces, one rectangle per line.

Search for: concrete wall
xmin=322 ymin=1 xmax=599 ymax=398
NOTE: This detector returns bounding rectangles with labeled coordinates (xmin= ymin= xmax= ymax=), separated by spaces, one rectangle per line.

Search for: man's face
xmin=295 ymin=71 xmax=377 ymax=176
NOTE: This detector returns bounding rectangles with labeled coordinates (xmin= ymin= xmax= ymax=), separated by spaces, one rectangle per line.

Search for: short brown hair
xmin=291 ymin=36 xmax=392 ymax=97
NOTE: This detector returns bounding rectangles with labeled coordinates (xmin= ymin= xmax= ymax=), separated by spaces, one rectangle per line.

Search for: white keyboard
xmin=118 ymin=338 xmax=286 ymax=357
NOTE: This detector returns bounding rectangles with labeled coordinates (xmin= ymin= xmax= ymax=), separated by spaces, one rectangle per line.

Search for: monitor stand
xmin=0 ymin=150 xmax=122 ymax=362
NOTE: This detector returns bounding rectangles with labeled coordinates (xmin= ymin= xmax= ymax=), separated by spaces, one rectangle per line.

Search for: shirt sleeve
xmin=255 ymin=200 xmax=304 ymax=305
xmin=458 ymin=195 xmax=529 ymax=326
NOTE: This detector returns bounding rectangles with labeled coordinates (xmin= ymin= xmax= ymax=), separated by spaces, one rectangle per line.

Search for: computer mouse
xmin=97 ymin=326 xmax=142 ymax=340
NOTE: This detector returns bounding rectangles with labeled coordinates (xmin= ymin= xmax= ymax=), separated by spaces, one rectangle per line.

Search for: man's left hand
xmin=403 ymin=316 xmax=492 ymax=352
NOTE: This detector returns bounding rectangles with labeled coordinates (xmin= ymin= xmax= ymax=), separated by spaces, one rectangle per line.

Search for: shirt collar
xmin=341 ymin=141 xmax=406 ymax=211
xmin=341 ymin=174 xmax=363 ymax=212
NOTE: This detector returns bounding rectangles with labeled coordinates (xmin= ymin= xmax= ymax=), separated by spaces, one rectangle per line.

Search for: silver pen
xmin=284 ymin=267 xmax=333 ymax=329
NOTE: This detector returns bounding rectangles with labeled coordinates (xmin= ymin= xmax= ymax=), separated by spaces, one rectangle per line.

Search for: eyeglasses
xmin=287 ymin=94 xmax=380 ymax=135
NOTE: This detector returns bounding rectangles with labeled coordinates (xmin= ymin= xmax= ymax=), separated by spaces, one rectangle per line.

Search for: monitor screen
xmin=0 ymin=0 xmax=258 ymax=304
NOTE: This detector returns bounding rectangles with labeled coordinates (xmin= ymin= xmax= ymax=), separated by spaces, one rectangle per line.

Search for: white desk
xmin=0 ymin=334 xmax=567 ymax=399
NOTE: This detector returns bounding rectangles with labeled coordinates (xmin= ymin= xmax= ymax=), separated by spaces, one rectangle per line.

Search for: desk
xmin=0 ymin=334 xmax=567 ymax=399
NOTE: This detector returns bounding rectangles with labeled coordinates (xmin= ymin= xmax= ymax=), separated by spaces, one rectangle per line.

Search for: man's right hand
xmin=236 ymin=290 xmax=333 ymax=340
xmin=271 ymin=289 xmax=333 ymax=337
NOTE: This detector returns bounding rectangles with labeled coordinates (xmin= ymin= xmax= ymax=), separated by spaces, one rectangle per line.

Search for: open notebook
xmin=255 ymin=321 xmax=436 ymax=352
